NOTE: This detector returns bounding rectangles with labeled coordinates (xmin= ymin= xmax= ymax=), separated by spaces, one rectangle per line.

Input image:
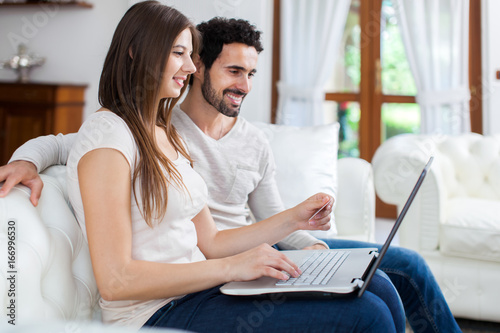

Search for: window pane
xmin=324 ymin=0 xmax=360 ymax=93
xmin=324 ymin=101 xmax=360 ymax=158
xmin=381 ymin=0 xmax=417 ymax=95
xmin=381 ymin=103 xmax=420 ymax=141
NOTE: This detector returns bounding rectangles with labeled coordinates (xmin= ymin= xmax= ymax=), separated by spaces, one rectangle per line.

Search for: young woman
xmin=64 ymin=1 xmax=404 ymax=332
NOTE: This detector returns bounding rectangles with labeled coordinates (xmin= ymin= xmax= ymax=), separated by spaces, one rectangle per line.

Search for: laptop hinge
xmin=352 ymin=278 xmax=364 ymax=288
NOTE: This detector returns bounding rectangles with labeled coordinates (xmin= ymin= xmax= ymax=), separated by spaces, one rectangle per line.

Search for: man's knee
xmin=357 ymin=296 xmax=399 ymax=333
xmin=387 ymin=246 xmax=428 ymax=271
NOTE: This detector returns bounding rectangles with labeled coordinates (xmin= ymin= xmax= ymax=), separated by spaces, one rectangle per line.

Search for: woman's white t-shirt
xmin=66 ymin=111 xmax=208 ymax=330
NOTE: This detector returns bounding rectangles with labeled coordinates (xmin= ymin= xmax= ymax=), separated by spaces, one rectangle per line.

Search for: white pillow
xmin=252 ymin=122 xmax=340 ymax=238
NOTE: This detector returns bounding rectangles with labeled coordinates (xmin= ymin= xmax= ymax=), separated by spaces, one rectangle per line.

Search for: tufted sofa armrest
xmin=372 ymin=134 xmax=448 ymax=251
xmin=0 ymin=165 xmax=99 ymax=324
xmin=335 ymin=157 xmax=375 ymax=242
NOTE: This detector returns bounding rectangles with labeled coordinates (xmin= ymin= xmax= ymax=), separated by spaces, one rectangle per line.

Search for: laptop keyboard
xmin=276 ymin=250 xmax=351 ymax=286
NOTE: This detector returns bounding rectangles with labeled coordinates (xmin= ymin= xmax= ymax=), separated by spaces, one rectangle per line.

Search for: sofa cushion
xmin=437 ymin=134 xmax=500 ymax=201
xmin=252 ymin=122 xmax=340 ymax=238
xmin=440 ymin=197 xmax=500 ymax=262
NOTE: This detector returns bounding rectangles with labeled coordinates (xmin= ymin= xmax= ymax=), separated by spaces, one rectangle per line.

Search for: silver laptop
xmin=220 ymin=156 xmax=434 ymax=298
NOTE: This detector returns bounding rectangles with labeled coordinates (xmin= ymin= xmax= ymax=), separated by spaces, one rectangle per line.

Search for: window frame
xmin=271 ymin=0 xmax=482 ymax=217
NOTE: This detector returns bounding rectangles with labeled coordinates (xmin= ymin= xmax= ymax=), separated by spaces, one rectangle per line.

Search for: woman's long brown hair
xmin=98 ymin=1 xmax=199 ymax=226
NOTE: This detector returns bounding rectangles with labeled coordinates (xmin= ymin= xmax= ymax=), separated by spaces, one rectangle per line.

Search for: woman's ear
xmin=128 ymin=47 xmax=134 ymax=60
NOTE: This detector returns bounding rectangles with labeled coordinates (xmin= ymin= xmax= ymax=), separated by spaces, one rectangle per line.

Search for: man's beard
xmin=201 ymin=71 xmax=245 ymax=118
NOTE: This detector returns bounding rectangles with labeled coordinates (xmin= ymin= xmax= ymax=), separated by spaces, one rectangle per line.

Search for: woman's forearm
xmin=210 ymin=209 xmax=298 ymax=257
xmin=98 ymin=258 xmax=230 ymax=301
xmin=196 ymin=195 xmax=332 ymax=259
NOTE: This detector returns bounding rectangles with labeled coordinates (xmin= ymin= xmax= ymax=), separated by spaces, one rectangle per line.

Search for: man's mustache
xmin=224 ymin=89 xmax=246 ymax=98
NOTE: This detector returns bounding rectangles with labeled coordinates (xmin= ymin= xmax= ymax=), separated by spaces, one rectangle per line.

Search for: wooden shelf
xmin=0 ymin=1 xmax=93 ymax=8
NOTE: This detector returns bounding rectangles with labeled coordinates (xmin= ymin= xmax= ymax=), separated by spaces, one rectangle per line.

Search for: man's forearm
xmin=277 ymin=230 xmax=328 ymax=250
xmin=9 ymin=133 xmax=76 ymax=172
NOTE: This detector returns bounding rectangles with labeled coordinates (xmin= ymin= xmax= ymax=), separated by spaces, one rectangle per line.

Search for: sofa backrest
xmin=0 ymin=165 xmax=99 ymax=324
xmin=386 ymin=133 xmax=500 ymax=201
xmin=434 ymin=133 xmax=500 ymax=200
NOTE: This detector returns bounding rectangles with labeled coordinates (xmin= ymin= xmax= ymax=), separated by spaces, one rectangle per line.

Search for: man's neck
xmin=180 ymin=89 xmax=237 ymax=140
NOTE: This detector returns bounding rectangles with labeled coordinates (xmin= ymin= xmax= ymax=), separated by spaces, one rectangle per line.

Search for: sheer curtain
xmin=394 ymin=0 xmax=471 ymax=134
xmin=276 ymin=0 xmax=351 ymax=126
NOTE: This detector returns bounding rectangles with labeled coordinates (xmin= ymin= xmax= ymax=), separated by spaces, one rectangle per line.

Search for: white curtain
xmin=277 ymin=0 xmax=351 ymax=126
xmin=394 ymin=0 xmax=471 ymax=134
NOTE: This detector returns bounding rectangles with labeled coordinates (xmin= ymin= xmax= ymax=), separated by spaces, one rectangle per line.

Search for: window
xmin=271 ymin=0 xmax=482 ymax=217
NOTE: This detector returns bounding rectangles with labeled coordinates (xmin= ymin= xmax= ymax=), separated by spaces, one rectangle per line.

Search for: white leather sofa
xmin=372 ymin=132 xmax=500 ymax=323
xmin=0 ymin=122 xmax=375 ymax=329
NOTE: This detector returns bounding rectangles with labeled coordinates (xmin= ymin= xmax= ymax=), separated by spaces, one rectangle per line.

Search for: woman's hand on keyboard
xmin=224 ymin=243 xmax=301 ymax=282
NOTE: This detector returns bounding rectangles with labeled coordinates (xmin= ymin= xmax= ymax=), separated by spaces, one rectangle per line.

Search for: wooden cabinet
xmin=0 ymin=82 xmax=86 ymax=164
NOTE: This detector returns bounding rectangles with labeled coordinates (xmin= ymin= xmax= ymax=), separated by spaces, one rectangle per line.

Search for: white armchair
xmin=0 ymin=122 xmax=376 ymax=327
xmin=372 ymin=132 xmax=500 ymax=323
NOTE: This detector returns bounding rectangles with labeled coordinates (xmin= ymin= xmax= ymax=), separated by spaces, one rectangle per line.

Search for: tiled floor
xmin=375 ymin=219 xmax=500 ymax=333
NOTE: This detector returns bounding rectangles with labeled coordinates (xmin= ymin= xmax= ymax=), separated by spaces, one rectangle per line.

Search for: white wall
xmin=0 ymin=0 xmax=130 ymax=120
xmin=482 ymin=0 xmax=500 ymax=135
xmin=0 ymin=0 xmax=274 ymax=123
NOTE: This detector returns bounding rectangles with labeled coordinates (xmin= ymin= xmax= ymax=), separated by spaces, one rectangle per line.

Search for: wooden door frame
xmin=359 ymin=0 xmax=382 ymax=161
xmin=270 ymin=0 xmax=281 ymax=124
xmin=469 ymin=0 xmax=483 ymax=134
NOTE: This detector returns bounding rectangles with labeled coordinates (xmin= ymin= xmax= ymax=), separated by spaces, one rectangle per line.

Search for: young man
xmin=0 ymin=17 xmax=461 ymax=333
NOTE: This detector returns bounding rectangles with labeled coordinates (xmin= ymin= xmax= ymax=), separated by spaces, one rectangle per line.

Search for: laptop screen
xmin=358 ymin=156 xmax=434 ymax=297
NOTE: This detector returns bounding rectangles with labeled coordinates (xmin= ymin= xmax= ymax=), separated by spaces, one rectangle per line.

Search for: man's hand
xmin=302 ymin=244 xmax=329 ymax=250
xmin=0 ymin=160 xmax=43 ymax=206
xmin=292 ymin=193 xmax=333 ymax=232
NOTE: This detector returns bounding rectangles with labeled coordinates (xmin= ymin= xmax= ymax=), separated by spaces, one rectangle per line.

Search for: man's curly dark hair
xmin=196 ymin=17 xmax=263 ymax=71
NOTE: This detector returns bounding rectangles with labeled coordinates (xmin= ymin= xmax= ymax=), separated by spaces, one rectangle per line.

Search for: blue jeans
xmin=323 ymin=239 xmax=462 ymax=333
xmin=143 ymin=272 xmax=405 ymax=332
